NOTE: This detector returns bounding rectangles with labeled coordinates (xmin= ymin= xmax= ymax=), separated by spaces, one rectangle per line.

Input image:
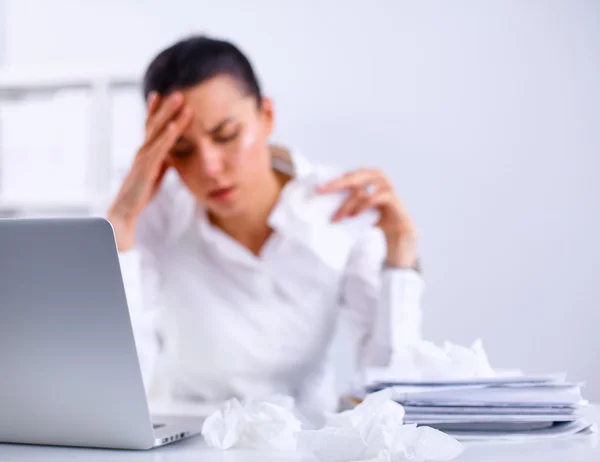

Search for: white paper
xmin=449 ymin=419 xmax=595 ymax=442
xmin=297 ymin=390 xmax=463 ymax=462
xmin=393 ymin=383 xmax=583 ymax=407
xmin=272 ymin=170 xmax=380 ymax=238
xmin=201 ymin=395 xmax=302 ymax=451
xmin=202 ymin=391 xmax=463 ymax=461
xmin=367 ymin=339 xmax=498 ymax=385
xmin=409 ymin=339 xmax=495 ymax=380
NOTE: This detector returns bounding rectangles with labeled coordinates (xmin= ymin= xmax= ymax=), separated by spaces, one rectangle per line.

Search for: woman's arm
xmin=120 ymin=247 xmax=163 ymax=393
xmin=340 ymin=230 xmax=424 ymax=369
xmin=319 ymin=167 xmax=423 ymax=366
xmin=107 ymin=91 xmax=193 ymax=252
xmin=114 ymin=186 xmax=171 ymax=397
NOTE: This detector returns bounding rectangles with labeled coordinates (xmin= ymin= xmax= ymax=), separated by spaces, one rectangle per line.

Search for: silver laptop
xmin=0 ymin=217 xmax=203 ymax=449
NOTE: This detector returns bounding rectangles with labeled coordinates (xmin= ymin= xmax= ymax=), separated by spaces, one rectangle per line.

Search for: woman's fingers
xmin=318 ymin=169 xmax=382 ymax=193
xmin=148 ymin=106 xmax=193 ymax=163
xmin=145 ymin=92 xmax=185 ymax=143
xmin=146 ymin=91 xmax=161 ymax=115
xmin=151 ymin=160 xmax=171 ymax=195
xmin=134 ymin=104 xmax=192 ymax=192
xmin=325 ymin=170 xmax=389 ymax=222
xmin=349 ymin=188 xmax=394 ymax=218
xmin=108 ymin=94 xmax=191 ymax=249
xmin=332 ymin=189 xmax=368 ymax=222
xmin=332 ymin=182 xmax=393 ymax=222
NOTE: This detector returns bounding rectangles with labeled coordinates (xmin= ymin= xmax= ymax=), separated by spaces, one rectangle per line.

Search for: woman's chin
xmin=206 ymin=198 xmax=245 ymax=219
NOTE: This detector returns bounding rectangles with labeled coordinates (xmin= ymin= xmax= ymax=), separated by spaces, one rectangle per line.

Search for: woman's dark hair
xmin=143 ymin=35 xmax=262 ymax=106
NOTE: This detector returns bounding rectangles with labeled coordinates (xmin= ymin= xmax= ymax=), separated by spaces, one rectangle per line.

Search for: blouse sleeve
xmin=117 ymin=189 xmax=171 ymax=395
xmin=339 ymin=228 xmax=424 ymax=369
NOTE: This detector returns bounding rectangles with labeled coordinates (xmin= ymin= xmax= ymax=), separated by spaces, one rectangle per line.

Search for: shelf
xmin=0 ymin=68 xmax=141 ymax=91
xmin=0 ymin=197 xmax=100 ymax=212
xmin=0 ymin=66 xmax=136 ymax=213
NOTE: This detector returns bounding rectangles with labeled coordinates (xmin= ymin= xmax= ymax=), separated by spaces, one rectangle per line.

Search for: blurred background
xmin=0 ymin=1 xmax=598 ymax=398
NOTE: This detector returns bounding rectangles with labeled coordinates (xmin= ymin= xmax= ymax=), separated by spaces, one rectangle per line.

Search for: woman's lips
xmin=208 ymin=186 xmax=236 ymax=201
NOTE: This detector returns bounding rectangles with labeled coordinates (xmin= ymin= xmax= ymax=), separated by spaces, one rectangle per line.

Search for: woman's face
xmin=170 ymin=75 xmax=274 ymax=218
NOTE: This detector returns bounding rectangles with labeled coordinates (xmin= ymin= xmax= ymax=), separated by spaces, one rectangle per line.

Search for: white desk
xmin=0 ymin=408 xmax=598 ymax=462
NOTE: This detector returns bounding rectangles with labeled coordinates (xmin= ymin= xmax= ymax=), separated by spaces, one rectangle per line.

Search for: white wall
xmin=0 ymin=0 xmax=5 ymax=65
xmin=3 ymin=0 xmax=600 ymax=397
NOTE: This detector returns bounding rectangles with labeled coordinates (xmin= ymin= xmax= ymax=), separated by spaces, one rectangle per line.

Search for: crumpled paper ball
xmin=201 ymin=395 xmax=302 ymax=451
xmin=297 ymin=389 xmax=463 ymax=462
xmin=408 ymin=338 xmax=495 ymax=380
xmin=202 ymin=390 xmax=463 ymax=461
xmin=369 ymin=339 xmax=497 ymax=383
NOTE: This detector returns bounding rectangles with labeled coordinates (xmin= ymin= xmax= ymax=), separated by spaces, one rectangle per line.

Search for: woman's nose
xmin=199 ymin=147 xmax=225 ymax=178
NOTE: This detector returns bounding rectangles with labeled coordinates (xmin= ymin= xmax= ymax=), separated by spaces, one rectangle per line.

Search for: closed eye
xmin=214 ymin=129 xmax=240 ymax=144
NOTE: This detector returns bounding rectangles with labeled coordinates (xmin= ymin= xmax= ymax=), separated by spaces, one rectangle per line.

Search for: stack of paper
xmin=359 ymin=374 xmax=593 ymax=441
xmin=352 ymin=341 xmax=596 ymax=441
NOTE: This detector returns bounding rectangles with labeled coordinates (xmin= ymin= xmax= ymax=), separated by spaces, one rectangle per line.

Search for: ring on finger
xmin=364 ymin=183 xmax=377 ymax=195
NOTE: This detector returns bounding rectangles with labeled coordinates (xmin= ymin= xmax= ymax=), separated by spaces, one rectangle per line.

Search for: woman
xmin=108 ymin=35 xmax=423 ymax=413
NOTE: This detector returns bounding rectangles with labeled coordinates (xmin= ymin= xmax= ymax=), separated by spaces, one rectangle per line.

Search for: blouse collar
xmin=164 ymin=149 xmax=375 ymax=268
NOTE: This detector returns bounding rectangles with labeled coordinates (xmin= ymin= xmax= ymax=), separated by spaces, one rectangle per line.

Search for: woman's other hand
xmin=317 ymin=169 xmax=418 ymax=268
xmin=107 ymin=91 xmax=193 ymax=252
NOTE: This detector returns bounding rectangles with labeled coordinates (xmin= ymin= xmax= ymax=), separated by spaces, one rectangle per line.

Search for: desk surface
xmin=0 ymin=407 xmax=598 ymax=462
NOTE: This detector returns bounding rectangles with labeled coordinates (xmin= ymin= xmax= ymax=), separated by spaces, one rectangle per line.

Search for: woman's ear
xmin=259 ymin=96 xmax=275 ymax=138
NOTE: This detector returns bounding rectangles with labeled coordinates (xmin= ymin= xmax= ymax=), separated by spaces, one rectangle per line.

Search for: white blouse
xmin=120 ymin=151 xmax=424 ymax=413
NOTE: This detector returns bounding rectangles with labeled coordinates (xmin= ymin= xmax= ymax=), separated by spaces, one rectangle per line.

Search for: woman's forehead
xmin=181 ymin=78 xmax=256 ymax=129
xmin=182 ymin=75 xmax=251 ymax=110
